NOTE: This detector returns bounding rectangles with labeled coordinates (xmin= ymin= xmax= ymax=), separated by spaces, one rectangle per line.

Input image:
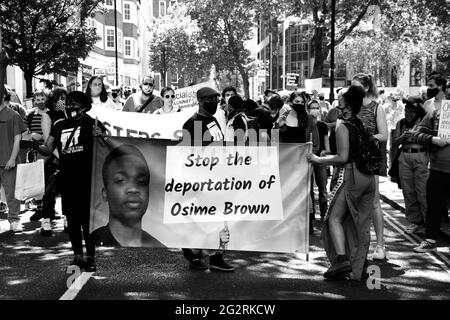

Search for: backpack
xmin=344 ymin=121 xmax=383 ymax=175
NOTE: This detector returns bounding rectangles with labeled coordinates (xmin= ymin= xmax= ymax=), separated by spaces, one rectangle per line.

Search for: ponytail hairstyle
xmin=352 ymin=73 xmax=378 ymax=99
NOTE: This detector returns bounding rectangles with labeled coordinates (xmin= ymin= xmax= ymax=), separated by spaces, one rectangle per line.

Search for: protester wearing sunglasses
xmin=122 ymin=75 xmax=163 ymax=113
xmin=153 ymin=86 xmax=181 ymax=114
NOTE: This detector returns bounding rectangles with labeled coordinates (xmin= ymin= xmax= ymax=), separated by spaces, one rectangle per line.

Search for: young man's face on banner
xmin=102 ymin=154 xmax=150 ymax=225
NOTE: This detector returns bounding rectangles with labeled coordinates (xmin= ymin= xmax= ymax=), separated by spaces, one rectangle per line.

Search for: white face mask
xmin=142 ymin=85 xmax=152 ymax=95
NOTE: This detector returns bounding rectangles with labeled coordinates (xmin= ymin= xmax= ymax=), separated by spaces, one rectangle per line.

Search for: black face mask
xmin=319 ymin=97 xmax=324 ymax=101
xmin=427 ymin=88 xmax=439 ymax=98
xmin=292 ymin=103 xmax=305 ymax=113
xmin=112 ymin=92 xmax=118 ymax=99
xmin=202 ymin=101 xmax=218 ymax=116
xmin=65 ymin=108 xmax=84 ymax=120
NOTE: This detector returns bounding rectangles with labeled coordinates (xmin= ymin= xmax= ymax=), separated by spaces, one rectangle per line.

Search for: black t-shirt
xmin=50 ymin=114 xmax=105 ymax=179
xmin=47 ymin=109 xmax=65 ymax=125
xmin=91 ymin=225 xmax=166 ymax=247
xmin=182 ymin=113 xmax=224 ymax=142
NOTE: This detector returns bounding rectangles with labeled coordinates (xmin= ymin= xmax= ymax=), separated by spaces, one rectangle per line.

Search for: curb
xmin=379 ymin=193 xmax=450 ymax=244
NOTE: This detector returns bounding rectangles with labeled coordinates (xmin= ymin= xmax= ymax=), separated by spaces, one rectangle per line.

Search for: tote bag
xmin=15 ymin=158 xmax=45 ymax=201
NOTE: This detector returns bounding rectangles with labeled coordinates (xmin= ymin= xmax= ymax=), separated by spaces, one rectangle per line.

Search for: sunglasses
xmin=165 ymin=94 xmax=175 ymax=99
xmin=142 ymin=83 xmax=154 ymax=86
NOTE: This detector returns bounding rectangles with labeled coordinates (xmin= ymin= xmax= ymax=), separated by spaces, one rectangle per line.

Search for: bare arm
xmin=309 ymin=122 xmax=349 ymax=165
xmin=37 ymin=136 xmax=57 ymax=156
xmin=5 ymin=134 xmax=21 ymax=170
xmin=374 ymin=104 xmax=388 ymax=142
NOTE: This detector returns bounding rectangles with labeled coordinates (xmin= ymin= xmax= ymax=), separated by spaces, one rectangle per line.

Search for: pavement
xmin=0 ymin=176 xmax=449 ymax=302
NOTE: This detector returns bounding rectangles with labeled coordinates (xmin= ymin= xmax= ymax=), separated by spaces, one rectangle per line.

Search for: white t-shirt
xmin=92 ymin=96 xmax=117 ymax=110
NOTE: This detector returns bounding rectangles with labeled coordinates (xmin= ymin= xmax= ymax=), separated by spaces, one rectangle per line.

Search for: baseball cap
xmin=196 ymin=87 xmax=220 ymax=100
xmin=402 ymin=95 xmax=423 ymax=108
xmin=264 ymin=89 xmax=277 ymax=96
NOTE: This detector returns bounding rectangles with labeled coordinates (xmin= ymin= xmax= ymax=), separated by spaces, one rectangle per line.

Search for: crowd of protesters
xmin=1 ymin=61 xmax=450 ymax=280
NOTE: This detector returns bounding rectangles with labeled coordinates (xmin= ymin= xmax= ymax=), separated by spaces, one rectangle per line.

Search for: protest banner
xmin=90 ymin=137 xmax=311 ymax=253
xmin=87 ymin=80 xmax=220 ymax=140
xmin=438 ymin=100 xmax=450 ymax=143
xmin=305 ymin=78 xmax=323 ymax=92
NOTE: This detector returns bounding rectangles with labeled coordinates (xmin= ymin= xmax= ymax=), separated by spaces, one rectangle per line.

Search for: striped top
xmin=357 ymin=101 xmax=378 ymax=135
xmin=26 ymin=110 xmax=43 ymax=135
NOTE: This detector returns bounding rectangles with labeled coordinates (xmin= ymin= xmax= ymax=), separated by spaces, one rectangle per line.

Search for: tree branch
xmin=329 ymin=0 xmax=376 ymax=49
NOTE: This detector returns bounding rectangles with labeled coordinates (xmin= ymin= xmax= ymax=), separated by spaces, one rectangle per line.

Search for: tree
xmin=148 ymin=4 xmax=209 ymax=87
xmin=0 ymin=0 xmax=102 ymax=97
xmin=184 ymin=0 xmax=277 ymax=98
xmin=336 ymin=0 xmax=450 ymax=86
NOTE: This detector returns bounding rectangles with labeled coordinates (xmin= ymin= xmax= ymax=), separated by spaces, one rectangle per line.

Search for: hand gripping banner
xmin=90 ymin=137 xmax=311 ymax=253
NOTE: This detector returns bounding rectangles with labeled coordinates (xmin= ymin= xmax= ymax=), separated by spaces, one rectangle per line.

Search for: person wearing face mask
xmin=351 ymin=73 xmax=389 ymax=261
xmin=110 ymin=86 xmax=124 ymax=111
xmin=318 ymin=92 xmax=331 ymax=120
xmin=422 ymin=73 xmax=447 ymax=114
xmin=391 ymin=96 xmax=428 ymax=235
xmin=32 ymin=91 xmax=106 ymax=271
xmin=122 ymin=76 xmax=163 ymax=113
xmin=278 ymin=91 xmax=319 ymax=149
xmin=85 ymin=76 xmax=116 ymax=111
xmin=410 ymin=77 xmax=450 ymax=253
xmin=307 ymin=85 xmax=376 ymax=281
xmin=36 ymin=88 xmax=68 ymax=235
xmin=181 ymin=87 xmax=234 ymax=272
xmin=308 ymin=100 xmax=330 ymax=223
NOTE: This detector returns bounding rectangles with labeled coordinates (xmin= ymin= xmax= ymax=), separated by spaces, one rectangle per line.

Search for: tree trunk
xmin=24 ymin=71 xmax=34 ymax=98
xmin=239 ymin=66 xmax=250 ymax=99
xmin=311 ymin=28 xmax=326 ymax=79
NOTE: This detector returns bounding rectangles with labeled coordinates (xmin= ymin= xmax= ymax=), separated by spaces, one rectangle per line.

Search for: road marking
xmin=59 ymin=272 xmax=94 ymax=300
xmin=383 ymin=211 xmax=450 ymax=274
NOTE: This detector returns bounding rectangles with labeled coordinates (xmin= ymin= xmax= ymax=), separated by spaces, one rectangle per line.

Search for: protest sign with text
xmin=438 ymin=100 xmax=450 ymax=142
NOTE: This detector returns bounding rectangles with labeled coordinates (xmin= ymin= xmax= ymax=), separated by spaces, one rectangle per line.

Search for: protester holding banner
xmin=224 ymin=95 xmax=248 ymax=142
xmin=352 ymin=73 xmax=389 ymax=261
xmin=153 ymin=86 xmax=181 ymax=114
xmin=122 ymin=75 xmax=163 ymax=114
xmin=85 ymin=76 xmax=116 ymax=110
xmin=32 ymin=91 xmax=105 ymax=271
xmin=307 ymin=85 xmax=376 ymax=281
xmin=91 ymin=144 xmax=166 ymax=247
xmin=308 ymin=99 xmax=330 ymax=222
xmin=181 ymin=86 xmax=234 ymax=272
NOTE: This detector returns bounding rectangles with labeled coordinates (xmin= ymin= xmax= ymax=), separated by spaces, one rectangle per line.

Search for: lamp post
xmin=329 ymin=0 xmax=336 ymax=102
xmin=114 ymin=0 xmax=119 ymax=86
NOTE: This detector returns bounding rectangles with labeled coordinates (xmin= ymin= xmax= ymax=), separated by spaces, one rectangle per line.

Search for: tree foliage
xmin=148 ymin=4 xmax=210 ymax=86
xmin=0 ymin=0 xmax=102 ymax=96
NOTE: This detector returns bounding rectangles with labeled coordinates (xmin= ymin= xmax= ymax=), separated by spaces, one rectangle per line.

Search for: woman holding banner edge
xmin=307 ymin=85 xmax=376 ymax=281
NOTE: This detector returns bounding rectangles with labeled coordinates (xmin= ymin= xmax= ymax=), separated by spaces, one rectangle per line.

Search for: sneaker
xmin=85 ymin=257 xmax=97 ymax=272
xmin=372 ymin=245 xmax=386 ymax=260
xmin=413 ymin=240 xmax=436 ymax=253
xmin=10 ymin=221 xmax=23 ymax=233
xmin=29 ymin=210 xmax=43 ymax=221
xmin=189 ymin=258 xmax=209 ymax=270
xmin=209 ymin=254 xmax=235 ymax=272
xmin=324 ymin=260 xmax=352 ymax=279
xmin=40 ymin=218 xmax=53 ymax=237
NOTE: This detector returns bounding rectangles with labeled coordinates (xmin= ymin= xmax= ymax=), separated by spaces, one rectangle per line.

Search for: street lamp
xmin=114 ymin=0 xmax=119 ymax=86
xmin=329 ymin=0 xmax=336 ymax=102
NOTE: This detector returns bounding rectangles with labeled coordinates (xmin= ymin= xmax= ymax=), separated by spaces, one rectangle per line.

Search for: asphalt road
xmin=1 ymin=199 xmax=449 ymax=301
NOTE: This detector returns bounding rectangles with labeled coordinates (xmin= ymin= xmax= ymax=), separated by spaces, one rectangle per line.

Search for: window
xmin=105 ymin=0 xmax=113 ymax=6
xmin=124 ymin=3 xmax=131 ymax=20
xmin=106 ymin=27 xmax=115 ymax=49
xmin=159 ymin=1 xmax=166 ymax=17
xmin=125 ymin=39 xmax=131 ymax=56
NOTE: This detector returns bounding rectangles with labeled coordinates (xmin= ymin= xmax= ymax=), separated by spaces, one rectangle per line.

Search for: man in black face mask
xmin=32 ymin=91 xmax=106 ymax=272
xmin=182 ymin=87 xmax=224 ymax=142
xmin=181 ymin=87 xmax=235 ymax=272
xmin=423 ymin=73 xmax=447 ymax=114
